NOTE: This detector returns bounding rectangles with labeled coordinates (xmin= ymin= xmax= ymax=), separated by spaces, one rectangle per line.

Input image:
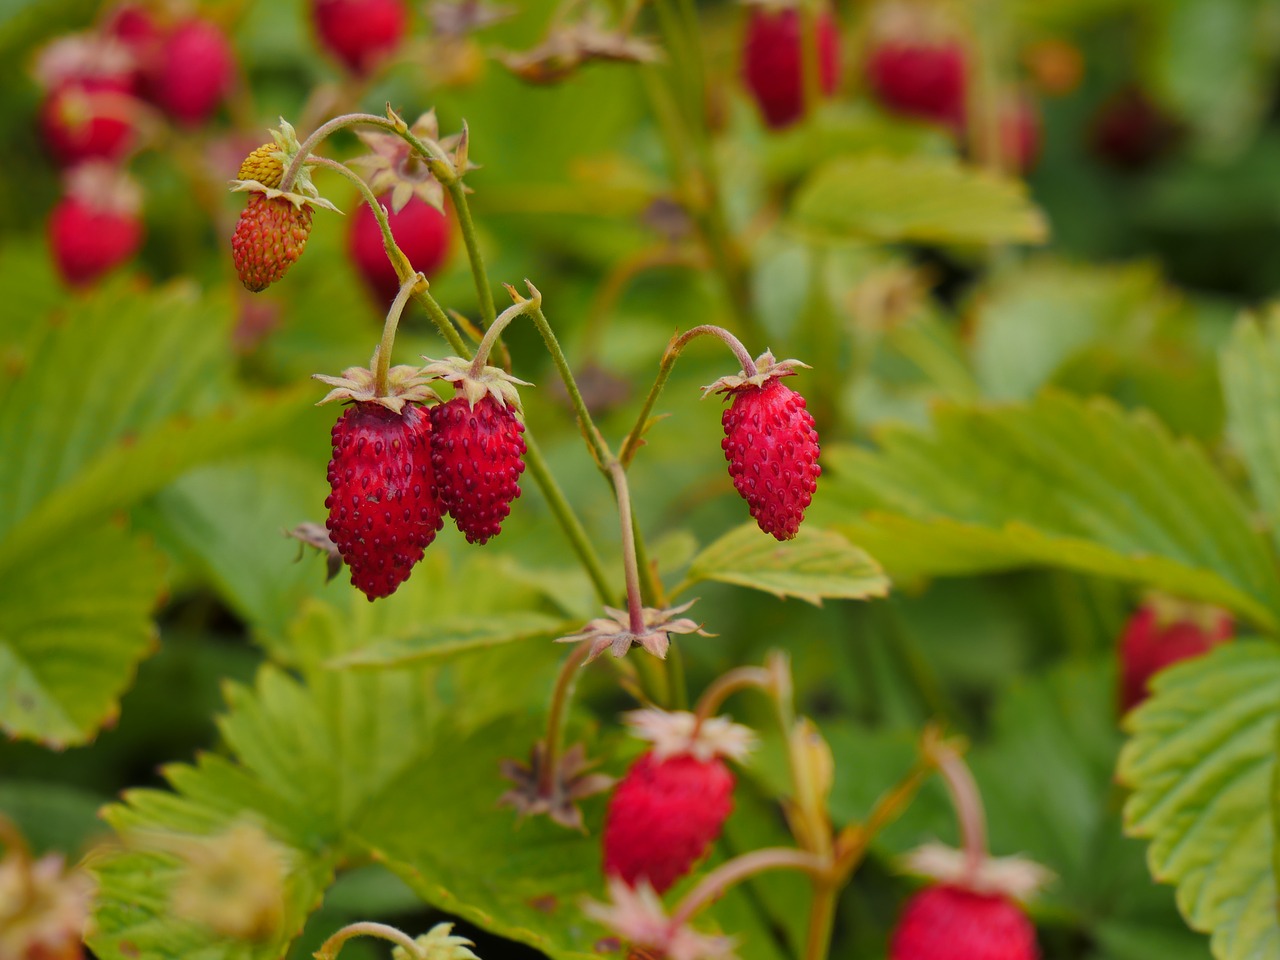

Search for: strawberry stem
xmin=931 ymin=737 xmax=988 ymax=880
xmin=619 ymin=324 xmax=757 ymax=466
xmin=537 ymin=640 xmax=593 ymax=796
xmin=373 ymin=275 xmax=422 ymax=396
xmin=692 ymin=666 xmax=772 ymax=728
xmin=609 ymin=461 xmax=647 ymax=637
xmin=468 ymin=284 xmax=539 ymax=377
xmin=668 ymin=848 xmax=829 ymax=929
xmin=314 ymin=921 xmax=423 ymax=960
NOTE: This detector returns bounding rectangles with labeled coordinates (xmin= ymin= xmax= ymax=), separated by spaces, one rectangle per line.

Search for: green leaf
xmin=791 ymin=155 xmax=1048 ymax=246
xmin=1222 ymin=311 xmax=1280 ymax=554
xmin=329 ymin=612 xmax=571 ymax=668
xmin=0 ymin=523 xmax=161 ymax=747
xmin=815 ymin=393 xmax=1280 ymax=628
xmin=675 ymin=523 xmax=890 ymax=605
xmin=1119 ymin=642 xmax=1280 ymax=960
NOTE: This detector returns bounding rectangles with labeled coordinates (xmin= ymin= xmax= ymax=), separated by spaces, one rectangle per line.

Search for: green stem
xmin=528 ymin=303 xmax=614 ymax=468
xmin=669 ymin=848 xmax=829 ymax=928
xmin=469 ymin=285 xmax=539 ymax=376
xmin=609 ymin=461 xmax=645 ymax=636
xmin=537 ymin=640 xmax=592 ymax=795
xmin=374 ymin=275 xmax=422 ymax=395
xmin=313 ymin=921 xmax=422 ymax=960
xmin=413 ymin=287 xmax=470 ymax=355
xmin=620 ymin=324 xmax=756 ymax=466
xmin=799 ymin=0 xmax=823 ymax=124
xmin=282 ymin=112 xmax=397 ymax=193
xmin=805 ymin=880 xmax=839 ymax=960
xmin=445 ymin=180 xmax=497 ymax=327
xmin=693 ymin=666 xmax=772 ymax=724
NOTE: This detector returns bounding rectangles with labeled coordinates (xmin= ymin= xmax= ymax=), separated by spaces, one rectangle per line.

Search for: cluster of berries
xmin=739 ymin=0 xmax=1041 ymax=171
xmin=36 ymin=3 xmax=235 ymax=286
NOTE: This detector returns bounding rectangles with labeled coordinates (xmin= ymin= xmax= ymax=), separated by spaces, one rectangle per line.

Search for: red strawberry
xmin=39 ymin=79 xmax=135 ymax=166
xmin=231 ymin=193 xmax=313 ymax=292
xmin=1089 ymin=87 xmax=1182 ymax=172
xmin=719 ymin=374 xmax=820 ymax=541
xmin=349 ymin=194 xmax=450 ymax=305
xmin=312 ymin=0 xmax=407 ymax=75
xmin=325 ymin=401 xmax=444 ymax=600
xmin=741 ymin=3 xmax=841 ymax=129
xmin=48 ymin=164 xmax=143 ymax=287
xmin=102 ymin=4 xmax=165 ymax=88
xmin=866 ymin=38 xmax=968 ymax=131
xmin=602 ymin=751 xmax=735 ymax=893
xmin=147 ymin=18 xmax=235 ymax=125
xmin=430 ymin=393 xmax=526 ymax=544
xmin=890 ymin=885 xmax=1039 ymax=960
xmin=1119 ymin=598 xmax=1232 ymax=712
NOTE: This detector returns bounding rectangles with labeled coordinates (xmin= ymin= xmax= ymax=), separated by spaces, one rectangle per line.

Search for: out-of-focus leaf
xmin=1221 ymin=311 xmax=1280 ymax=553
xmin=676 ymin=523 xmax=890 ymax=605
xmin=816 ymin=393 xmax=1280 ymax=628
xmin=329 ymin=611 xmax=570 ymax=668
xmin=792 ymin=155 xmax=1048 ymax=246
xmin=1119 ymin=643 xmax=1280 ymax=960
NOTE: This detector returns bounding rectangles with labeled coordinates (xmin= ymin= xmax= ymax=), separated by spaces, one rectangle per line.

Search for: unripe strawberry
xmin=866 ymin=38 xmax=968 ymax=131
xmin=349 ymin=194 xmax=450 ymax=305
xmin=890 ymin=885 xmax=1039 ymax=960
xmin=231 ymin=194 xmax=313 ymax=292
xmin=714 ymin=363 xmax=820 ymax=541
xmin=147 ymin=18 xmax=235 ymax=125
xmin=312 ymin=0 xmax=408 ymax=75
xmin=741 ymin=3 xmax=841 ymax=129
xmin=430 ymin=394 xmax=527 ymax=544
xmin=48 ymin=163 xmax=143 ymax=287
xmin=237 ymin=142 xmax=285 ymax=188
xmin=603 ymin=752 xmax=735 ymax=894
xmin=1119 ymin=597 xmax=1232 ymax=712
xmin=325 ymin=401 xmax=444 ymax=600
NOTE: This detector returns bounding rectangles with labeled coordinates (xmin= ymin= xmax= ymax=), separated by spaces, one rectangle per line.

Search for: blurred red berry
xmin=866 ymin=38 xmax=968 ymax=131
xmin=102 ymin=3 xmax=165 ymax=88
xmin=741 ymin=4 xmax=841 ymax=129
xmin=39 ymin=80 xmax=135 ymax=166
xmin=312 ymin=0 xmax=408 ymax=75
xmin=1119 ymin=599 xmax=1232 ymax=713
xmin=602 ymin=752 xmax=735 ymax=894
xmin=1089 ymin=87 xmax=1181 ymax=172
xmin=48 ymin=165 xmax=144 ymax=287
xmin=147 ymin=18 xmax=235 ymax=125
xmin=890 ymin=885 xmax=1039 ymax=960
xmin=348 ymin=194 xmax=450 ymax=305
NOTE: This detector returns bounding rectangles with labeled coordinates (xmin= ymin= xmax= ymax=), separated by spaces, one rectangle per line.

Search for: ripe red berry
xmin=890 ymin=885 xmax=1039 ymax=960
xmin=39 ymin=80 xmax=135 ymax=167
xmin=147 ymin=18 xmax=235 ymax=125
xmin=349 ymin=194 xmax=450 ymax=305
xmin=102 ymin=4 xmax=165 ymax=89
xmin=430 ymin=394 xmax=527 ymax=545
xmin=325 ymin=402 xmax=444 ymax=601
xmin=602 ymin=752 xmax=735 ymax=894
xmin=866 ymin=38 xmax=968 ymax=131
xmin=48 ymin=165 xmax=143 ymax=287
xmin=312 ymin=0 xmax=407 ymax=75
xmin=720 ymin=377 xmax=820 ymax=541
xmin=1119 ymin=600 xmax=1232 ymax=713
xmin=741 ymin=4 xmax=841 ymax=129
xmin=231 ymin=194 xmax=314 ymax=293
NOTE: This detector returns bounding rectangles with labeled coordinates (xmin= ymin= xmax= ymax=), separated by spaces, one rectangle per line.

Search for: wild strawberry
xmin=602 ymin=710 xmax=754 ymax=893
xmin=147 ymin=18 xmax=235 ymax=125
xmin=35 ymin=35 xmax=138 ymax=166
xmin=324 ymin=401 xmax=444 ymax=600
xmin=237 ymin=141 xmax=286 ymax=189
xmin=741 ymin=3 xmax=841 ymax=129
xmin=709 ymin=352 xmax=819 ymax=541
xmin=349 ymin=194 xmax=450 ymax=305
xmin=312 ymin=0 xmax=408 ymax=75
xmin=864 ymin=2 xmax=968 ymax=131
xmin=102 ymin=4 xmax=165 ymax=88
xmin=890 ymin=885 xmax=1039 ymax=960
xmin=429 ymin=394 xmax=527 ymax=544
xmin=48 ymin=163 xmax=143 ymax=287
xmin=1119 ymin=595 xmax=1232 ymax=713
xmin=231 ymin=194 xmax=313 ymax=292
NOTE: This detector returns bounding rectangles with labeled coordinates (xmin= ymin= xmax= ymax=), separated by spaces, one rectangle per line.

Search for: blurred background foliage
xmin=4 ymin=0 xmax=1280 ymax=958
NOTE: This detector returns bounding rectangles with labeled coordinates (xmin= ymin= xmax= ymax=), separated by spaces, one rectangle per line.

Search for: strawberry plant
xmin=5 ymin=2 xmax=1280 ymax=960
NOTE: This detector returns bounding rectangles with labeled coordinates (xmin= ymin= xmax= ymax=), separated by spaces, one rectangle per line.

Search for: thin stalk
xmin=935 ymin=743 xmax=988 ymax=879
xmin=669 ymin=848 xmax=829 ymax=928
xmin=313 ymin=921 xmax=421 ymax=960
xmin=538 ymin=640 xmax=593 ymax=795
xmin=374 ymin=276 xmax=422 ymax=394
xmin=528 ymin=303 xmax=614 ymax=468
xmin=805 ymin=880 xmax=839 ymax=960
xmin=799 ymin=0 xmax=823 ymax=123
xmin=693 ymin=666 xmax=772 ymax=724
xmin=609 ymin=461 xmax=645 ymax=635
xmin=620 ymin=324 xmax=757 ymax=466
xmin=445 ymin=180 xmax=497 ymax=327
xmin=281 ymin=112 xmax=396 ymax=192
xmin=523 ymin=434 xmax=614 ymax=604
xmin=413 ymin=287 xmax=470 ymax=355
xmin=469 ymin=287 xmax=539 ymax=376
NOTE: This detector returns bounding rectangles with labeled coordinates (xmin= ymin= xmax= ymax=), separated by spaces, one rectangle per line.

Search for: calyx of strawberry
xmin=229 ymin=119 xmax=339 ymax=212
xmin=899 ymin=843 xmax=1054 ymax=904
xmin=314 ymin=345 xmax=440 ymax=413
xmin=702 ymin=349 xmax=810 ymax=397
xmin=556 ymin=600 xmax=712 ymax=662
xmin=624 ymin=708 xmax=756 ymax=763
xmin=419 ymin=356 xmax=530 ymax=416
xmin=352 ymin=109 xmax=474 ymax=213
xmin=498 ymin=742 xmax=615 ymax=831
